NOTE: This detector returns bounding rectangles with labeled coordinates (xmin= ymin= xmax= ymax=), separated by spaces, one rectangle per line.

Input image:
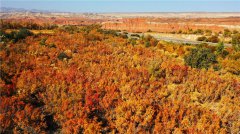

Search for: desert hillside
xmin=1 ymin=24 xmax=240 ymax=133
xmin=1 ymin=12 xmax=240 ymax=33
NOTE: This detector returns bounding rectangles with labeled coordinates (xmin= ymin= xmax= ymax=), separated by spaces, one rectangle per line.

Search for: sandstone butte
xmin=102 ymin=17 xmax=240 ymax=33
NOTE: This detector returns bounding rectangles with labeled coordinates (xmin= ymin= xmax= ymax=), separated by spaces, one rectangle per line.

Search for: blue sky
xmin=1 ymin=0 xmax=240 ymax=12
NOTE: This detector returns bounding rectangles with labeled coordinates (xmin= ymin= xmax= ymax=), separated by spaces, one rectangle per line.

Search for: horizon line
xmin=2 ymin=7 xmax=240 ymax=14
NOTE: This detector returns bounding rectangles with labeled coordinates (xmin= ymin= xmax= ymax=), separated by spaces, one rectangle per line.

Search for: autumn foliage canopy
xmin=0 ymin=24 xmax=240 ymax=133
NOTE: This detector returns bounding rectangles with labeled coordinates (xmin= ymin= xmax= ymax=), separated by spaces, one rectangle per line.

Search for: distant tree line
xmin=1 ymin=20 xmax=58 ymax=30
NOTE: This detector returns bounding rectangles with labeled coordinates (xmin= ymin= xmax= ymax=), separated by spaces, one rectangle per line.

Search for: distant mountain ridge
xmin=1 ymin=7 xmax=53 ymax=13
xmin=1 ymin=7 xmax=240 ymax=19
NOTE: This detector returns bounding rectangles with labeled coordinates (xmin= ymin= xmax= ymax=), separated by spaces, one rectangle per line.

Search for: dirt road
xmin=130 ymin=32 xmax=232 ymax=47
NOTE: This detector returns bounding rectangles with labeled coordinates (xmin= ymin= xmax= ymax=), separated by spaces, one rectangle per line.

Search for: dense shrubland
xmin=0 ymin=28 xmax=33 ymax=43
xmin=0 ymin=24 xmax=240 ymax=133
xmin=232 ymin=33 xmax=240 ymax=51
xmin=184 ymin=47 xmax=217 ymax=69
xmin=1 ymin=20 xmax=58 ymax=30
xmin=196 ymin=29 xmax=240 ymax=45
